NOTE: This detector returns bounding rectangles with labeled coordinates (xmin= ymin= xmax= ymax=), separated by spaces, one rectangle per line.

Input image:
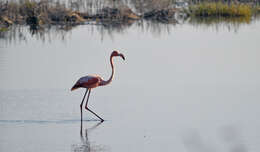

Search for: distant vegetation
xmin=189 ymin=2 xmax=252 ymax=17
xmin=0 ymin=0 xmax=86 ymax=26
xmin=0 ymin=0 xmax=140 ymax=29
xmin=0 ymin=0 xmax=260 ymax=32
xmin=253 ymin=5 xmax=260 ymax=14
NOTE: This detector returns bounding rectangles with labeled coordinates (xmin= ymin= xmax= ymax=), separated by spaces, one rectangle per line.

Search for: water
xmin=0 ymin=19 xmax=260 ymax=152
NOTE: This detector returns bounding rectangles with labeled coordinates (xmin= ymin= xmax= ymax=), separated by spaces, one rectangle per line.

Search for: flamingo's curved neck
xmin=100 ymin=55 xmax=114 ymax=86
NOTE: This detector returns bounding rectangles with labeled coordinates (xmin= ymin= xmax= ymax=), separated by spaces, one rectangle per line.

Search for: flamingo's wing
xmin=71 ymin=76 xmax=99 ymax=91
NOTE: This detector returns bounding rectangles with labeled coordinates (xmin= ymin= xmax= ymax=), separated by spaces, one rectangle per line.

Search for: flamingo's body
xmin=71 ymin=75 xmax=103 ymax=90
xmin=71 ymin=51 xmax=125 ymax=122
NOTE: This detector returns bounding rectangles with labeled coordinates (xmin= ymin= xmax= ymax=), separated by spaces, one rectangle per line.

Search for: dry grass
xmin=252 ymin=5 xmax=260 ymax=14
xmin=0 ymin=0 xmax=86 ymax=26
xmin=189 ymin=2 xmax=252 ymax=18
xmin=0 ymin=0 xmax=141 ymax=27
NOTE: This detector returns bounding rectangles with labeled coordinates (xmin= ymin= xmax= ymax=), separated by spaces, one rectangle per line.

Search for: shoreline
xmin=0 ymin=0 xmax=259 ymax=31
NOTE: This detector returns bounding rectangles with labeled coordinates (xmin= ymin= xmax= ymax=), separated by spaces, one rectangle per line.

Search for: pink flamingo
xmin=71 ymin=51 xmax=125 ymax=122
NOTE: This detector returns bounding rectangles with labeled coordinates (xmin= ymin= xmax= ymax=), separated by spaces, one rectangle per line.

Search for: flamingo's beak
xmin=119 ymin=53 xmax=125 ymax=60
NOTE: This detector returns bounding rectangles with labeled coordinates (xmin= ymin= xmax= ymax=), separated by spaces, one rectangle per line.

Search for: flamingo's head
xmin=111 ymin=50 xmax=125 ymax=60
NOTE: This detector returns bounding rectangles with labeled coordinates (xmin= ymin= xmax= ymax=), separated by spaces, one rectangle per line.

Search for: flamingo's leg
xmin=80 ymin=89 xmax=88 ymax=122
xmin=85 ymin=89 xmax=104 ymax=122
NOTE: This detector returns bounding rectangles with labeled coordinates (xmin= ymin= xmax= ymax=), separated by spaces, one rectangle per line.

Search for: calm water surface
xmin=0 ymin=20 xmax=260 ymax=152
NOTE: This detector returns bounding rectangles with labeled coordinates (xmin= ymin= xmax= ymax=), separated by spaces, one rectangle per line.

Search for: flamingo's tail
xmin=71 ymin=83 xmax=80 ymax=91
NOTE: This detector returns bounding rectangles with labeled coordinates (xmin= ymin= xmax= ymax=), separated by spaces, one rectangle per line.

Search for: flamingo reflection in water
xmin=71 ymin=51 xmax=125 ymax=122
xmin=72 ymin=122 xmax=106 ymax=152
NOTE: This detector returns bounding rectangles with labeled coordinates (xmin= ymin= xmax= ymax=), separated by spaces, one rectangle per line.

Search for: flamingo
xmin=71 ymin=51 xmax=125 ymax=122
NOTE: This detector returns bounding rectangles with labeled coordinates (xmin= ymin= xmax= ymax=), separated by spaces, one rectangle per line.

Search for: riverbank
xmin=0 ymin=0 xmax=259 ymax=31
xmin=0 ymin=0 xmax=140 ymax=28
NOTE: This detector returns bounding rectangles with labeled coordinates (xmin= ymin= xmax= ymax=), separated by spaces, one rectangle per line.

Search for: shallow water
xmin=1 ymin=19 xmax=260 ymax=152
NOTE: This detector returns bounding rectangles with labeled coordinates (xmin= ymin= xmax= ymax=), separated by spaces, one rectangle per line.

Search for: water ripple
xmin=0 ymin=119 xmax=100 ymax=124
